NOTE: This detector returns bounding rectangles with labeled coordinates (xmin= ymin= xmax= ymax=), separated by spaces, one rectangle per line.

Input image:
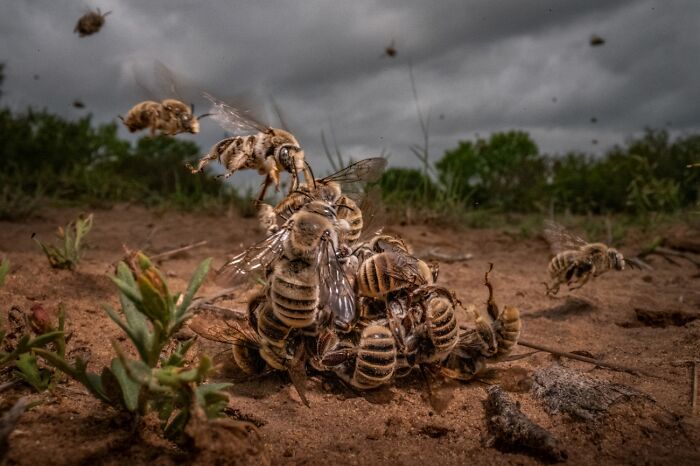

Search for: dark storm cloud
xmin=1 ymin=0 xmax=698 ymax=184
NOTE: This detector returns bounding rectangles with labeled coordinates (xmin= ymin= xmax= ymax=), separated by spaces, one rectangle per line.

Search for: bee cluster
xmin=192 ymin=156 xmax=522 ymax=398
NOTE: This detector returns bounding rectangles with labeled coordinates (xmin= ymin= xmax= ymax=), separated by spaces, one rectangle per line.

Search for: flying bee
xmin=122 ymin=62 xmax=207 ymax=136
xmin=356 ymin=251 xmax=436 ymax=300
xmin=217 ymin=199 xmax=356 ymax=332
xmin=319 ymin=324 xmax=397 ymax=389
xmin=74 ymin=8 xmax=110 ymax=37
xmin=542 ymin=221 xmax=630 ymax=295
xmin=186 ymin=93 xmax=313 ymax=201
xmin=121 ymin=99 xmax=203 ymax=136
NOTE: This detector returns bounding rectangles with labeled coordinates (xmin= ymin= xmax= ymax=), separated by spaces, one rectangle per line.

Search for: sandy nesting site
xmin=1 ymin=204 xmax=699 ymax=465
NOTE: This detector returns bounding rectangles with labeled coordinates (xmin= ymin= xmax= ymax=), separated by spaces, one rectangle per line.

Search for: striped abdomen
xmin=337 ymin=196 xmax=363 ymax=244
xmin=123 ymin=101 xmax=161 ymax=132
xmin=269 ymin=258 xmax=319 ymax=328
xmin=257 ymin=304 xmax=292 ymax=370
xmin=231 ymin=332 xmax=267 ymax=375
xmin=548 ymin=251 xmax=579 ymax=278
xmin=357 ymin=252 xmax=432 ymax=298
xmin=495 ymin=306 xmax=521 ymax=359
xmin=423 ymin=293 xmax=458 ymax=363
xmin=352 ymin=325 xmax=396 ymax=389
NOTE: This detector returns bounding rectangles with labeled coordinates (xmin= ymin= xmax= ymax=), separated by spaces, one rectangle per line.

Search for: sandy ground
xmin=1 ymin=204 xmax=699 ymax=465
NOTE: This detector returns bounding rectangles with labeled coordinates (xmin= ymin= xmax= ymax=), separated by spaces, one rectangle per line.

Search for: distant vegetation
xmin=380 ymin=129 xmax=700 ymax=221
xmin=1 ymin=63 xmax=697 ymax=223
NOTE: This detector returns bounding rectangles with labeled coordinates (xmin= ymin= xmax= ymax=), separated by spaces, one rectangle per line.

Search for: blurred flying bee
xmin=72 ymin=100 xmax=85 ymax=109
xmin=383 ymin=40 xmax=397 ymax=58
xmin=121 ymin=61 xmax=207 ymax=136
xmin=217 ymin=199 xmax=356 ymax=332
xmin=187 ymin=93 xmax=314 ymax=201
xmin=589 ymin=34 xmax=605 ymax=47
xmin=74 ymin=8 xmax=111 ymax=37
xmin=121 ymin=99 xmax=203 ymax=136
xmin=542 ymin=221 xmax=630 ymax=295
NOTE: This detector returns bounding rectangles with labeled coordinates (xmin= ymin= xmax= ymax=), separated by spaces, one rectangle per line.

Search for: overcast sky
xmin=1 ymin=0 xmax=698 ymax=182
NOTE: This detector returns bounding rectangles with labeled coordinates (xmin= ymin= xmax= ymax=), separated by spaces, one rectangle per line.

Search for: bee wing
xmin=321 ymin=157 xmax=387 ymax=193
xmin=189 ymin=310 xmax=259 ymax=347
xmin=384 ymin=251 xmax=426 ymax=284
xmin=318 ymin=240 xmax=356 ymax=328
xmin=354 ymin=185 xmax=386 ymax=244
xmin=153 ymin=60 xmax=185 ymax=101
xmin=216 ymin=227 xmax=290 ymax=286
xmin=203 ymin=91 xmax=270 ymax=134
xmin=543 ymin=220 xmax=590 ymax=254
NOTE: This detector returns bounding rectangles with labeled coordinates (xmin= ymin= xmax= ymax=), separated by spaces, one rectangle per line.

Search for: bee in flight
xmin=542 ymin=221 xmax=635 ymax=295
xmin=74 ymin=8 xmax=110 ymax=37
xmin=120 ymin=62 xmax=208 ymax=136
xmin=186 ymin=93 xmax=314 ymax=201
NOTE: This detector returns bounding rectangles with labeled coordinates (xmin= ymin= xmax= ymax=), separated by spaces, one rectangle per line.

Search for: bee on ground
xmin=271 ymin=157 xmax=387 ymax=242
xmin=216 ymin=199 xmax=356 ymax=333
xmin=74 ymin=8 xmax=111 ymax=37
xmin=542 ymin=221 xmax=633 ymax=295
xmin=187 ymin=93 xmax=314 ymax=201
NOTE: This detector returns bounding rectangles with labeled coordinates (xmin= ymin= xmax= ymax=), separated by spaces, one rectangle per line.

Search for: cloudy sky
xmin=1 ymin=0 xmax=698 ymax=181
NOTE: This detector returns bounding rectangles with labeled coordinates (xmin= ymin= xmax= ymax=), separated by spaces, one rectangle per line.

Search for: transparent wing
xmin=203 ymin=91 xmax=270 ymax=134
xmin=153 ymin=60 xmax=184 ymax=100
xmin=355 ymin=185 xmax=386 ymax=244
xmin=321 ymin=157 xmax=387 ymax=193
xmin=318 ymin=240 xmax=356 ymax=328
xmin=216 ymin=227 xmax=290 ymax=286
xmin=189 ymin=310 xmax=260 ymax=348
xmin=543 ymin=220 xmax=589 ymax=254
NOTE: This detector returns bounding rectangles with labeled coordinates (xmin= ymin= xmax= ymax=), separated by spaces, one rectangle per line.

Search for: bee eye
xmin=280 ymin=147 xmax=289 ymax=159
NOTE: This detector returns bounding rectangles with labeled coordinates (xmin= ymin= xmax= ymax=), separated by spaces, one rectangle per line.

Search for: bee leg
xmin=568 ymin=271 xmax=591 ymax=291
xmin=257 ymin=175 xmax=271 ymax=201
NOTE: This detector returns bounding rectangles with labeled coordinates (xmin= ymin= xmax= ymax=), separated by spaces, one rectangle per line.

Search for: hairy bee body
xmin=256 ymin=303 xmax=293 ymax=370
xmin=494 ymin=306 xmax=521 ymax=359
xmin=283 ymin=206 xmax=336 ymax=261
xmin=231 ymin=331 xmax=267 ymax=375
xmin=269 ymin=257 xmax=320 ymax=328
xmin=336 ymin=196 xmax=363 ymax=244
xmin=352 ymin=324 xmax=397 ymax=389
xmin=122 ymin=99 xmax=199 ymax=136
xmin=357 ymin=252 xmax=433 ymax=299
xmin=419 ymin=288 xmax=459 ymax=364
xmin=547 ymin=243 xmax=625 ymax=294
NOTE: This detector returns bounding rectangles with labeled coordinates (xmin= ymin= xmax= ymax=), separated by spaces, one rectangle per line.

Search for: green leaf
xmin=111 ymin=276 xmax=143 ymax=307
xmin=15 ymin=353 xmax=51 ymax=391
xmin=110 ymin=358 xmax=141 ymax=412
xmin=163 ymin=410 xmax=189 ymax=440
xmin=0 ymin=258 xmax=10 ymax=287
xmin=102 ymin=305 xmax=150 ymax=362
xmin=175 ymin=258 xmax=212 ymax=321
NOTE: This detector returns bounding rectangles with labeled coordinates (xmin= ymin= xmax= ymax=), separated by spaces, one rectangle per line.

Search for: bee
xmin=217 ymin=199 xmax=356 ymax=332
xmin=410 ymin=286 xmax=459 ymax=365
xmin=356 ymin=251 xmax=435 ymax=299
xmin=542 ymin=221 xmax=628 ymax=295
xmin=440 ymin=265 xmax=521 ymax=381
xmin=74 ymin=8 xmax=111 ymax=37
xmin=189 ymin=293 xmax=310 ymax=405
xmin=319 ymin=324 xmax=397 ymax=389
xmin=72 ymin=100 xmax=85 ymax=109
xmin=187 ymin=93 xmax=314 ymax=201
xmin=353 ymin=233 xmax=412 ymax=263
xmin=121 ymin=99 xmax=203 ymax=136
xmin=383 ymin=40 xmax=397 ymax=58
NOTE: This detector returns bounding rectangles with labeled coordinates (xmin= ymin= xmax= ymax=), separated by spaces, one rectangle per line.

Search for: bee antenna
xmin=191 ymin=103 xmax=195 ymax=113
xmin=196 ymin=113 xmax=211 ymax=120
xmin=118 ymin=115 xmax=125 ymax=122
xmin=304 ymin=160 xmax=317 ymax=189
xmin=103 ymin=10 xmax=112 ymax=17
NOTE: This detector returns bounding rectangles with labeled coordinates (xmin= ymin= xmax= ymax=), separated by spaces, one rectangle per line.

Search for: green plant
xmin=33 ymin=213 xmax=93 ymax=270
xmin=34 ymin=252 xmax=225 ymax=440
xmin=0 ymin=258 xmax=9 ymax=287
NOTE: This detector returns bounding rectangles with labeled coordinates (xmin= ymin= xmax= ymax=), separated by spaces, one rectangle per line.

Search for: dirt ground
xmin=1 ymin=204 xmax=699 ymax=465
